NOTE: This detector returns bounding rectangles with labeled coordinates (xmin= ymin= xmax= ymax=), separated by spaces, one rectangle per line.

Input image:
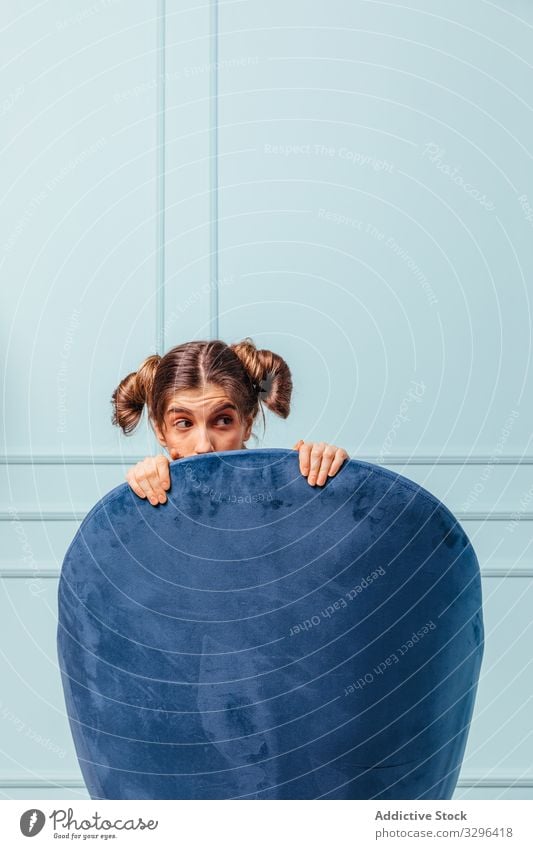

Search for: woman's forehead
xmin=165 ymin=386 xmax=235 ymax=415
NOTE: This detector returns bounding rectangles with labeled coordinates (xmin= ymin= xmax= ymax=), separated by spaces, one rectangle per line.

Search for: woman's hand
xmin=292 ymin=440 xmax=349 ymax=486
xmin=125 ymin=454 xmax=171 ymax=506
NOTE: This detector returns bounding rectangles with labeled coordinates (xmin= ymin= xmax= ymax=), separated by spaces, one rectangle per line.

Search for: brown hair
xmin=110 ymin=338 xmax=293 ymax=442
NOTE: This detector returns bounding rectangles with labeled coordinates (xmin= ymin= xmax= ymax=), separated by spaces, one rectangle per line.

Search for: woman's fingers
xmin=125 ymin=467 xmax=149 ymax=501
xmin=307 ymin=442 xmax=328 ymax=485
xmin=314 ymin=444 xmax=341 ymax=486
xmin=296 ymin=441 xmax=313 ymax=478
xmin=154 ymin=454 xmax=171 ymax=502
xmin=307 ymin=442 xmax=326 ymax=486
xmin=135 ymin=460 xmax=159 ymax=504
xmin=126 ymin=464 xmax=153 ymax=502
xmin=125 ymin=455 xmax=170 ymax=506
xmin=322 ymin=447 xmax=349 ymax=483
xmin=302 ymin=441 xmax=325 ymax=485
xmin=295 ymin=442 xmax=349 ymax=486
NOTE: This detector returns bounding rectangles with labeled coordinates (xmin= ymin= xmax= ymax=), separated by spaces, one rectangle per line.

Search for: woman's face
xmin=151 ymin=383 xmax=253 ymax=460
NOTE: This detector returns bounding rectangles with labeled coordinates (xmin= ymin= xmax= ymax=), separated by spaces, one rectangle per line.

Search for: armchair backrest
xmin=57 ymin=448 xmax=484 ymax=799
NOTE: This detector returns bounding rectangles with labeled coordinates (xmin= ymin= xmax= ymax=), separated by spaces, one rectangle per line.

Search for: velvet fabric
xmin=57 ymin=448 xmax=484 ymax=799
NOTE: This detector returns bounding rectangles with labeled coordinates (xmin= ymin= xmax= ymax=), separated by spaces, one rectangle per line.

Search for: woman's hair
xmin=110 ymin=338 xmax=293 ymax=442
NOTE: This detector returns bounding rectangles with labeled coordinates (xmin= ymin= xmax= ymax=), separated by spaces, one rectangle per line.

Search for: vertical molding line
xmin=209 ymin=0 xmax=219 ymax=339
xmin=155 ymin=0 xmax=166 ymax=353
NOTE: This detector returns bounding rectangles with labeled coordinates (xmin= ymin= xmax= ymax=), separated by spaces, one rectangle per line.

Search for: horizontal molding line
xmin=0 ymin=512 xmax=86 ymax=522
xmin=1 ymin=569 xmax=60 ymax=578
xmin=457 ymin=512 xmax=533 ymax=522
xmin=1 ymin=510 xmax=532 ymax=523
xmin=0 ymin=456 xmax=141 ymax=465
xmin=0 ymin=776 xmax=531 ymax=790
xmin=0 ymin=778 xmax=533 ymax=792
xmin=0 ymin=778 xmax=86 ymax=789
xmin=1 ymin=454 xmax=533 ymax=465
xmin=481 ymin=568 xmax=533 ymax=578
xmin=457 ymin=778 xmax=533 ymax=788
xmin=2 ymin=568 xmax=533 ymax=580
xmin=366 ymin=455 xmax=533 ymax=466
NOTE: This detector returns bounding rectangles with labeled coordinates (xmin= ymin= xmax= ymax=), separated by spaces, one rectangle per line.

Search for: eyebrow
xmin=166 ymin=402 xmax=238 ymax=418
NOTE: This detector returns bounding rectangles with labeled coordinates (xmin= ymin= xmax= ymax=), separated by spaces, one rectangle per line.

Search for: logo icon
xmin=20 ymin=809 xmax=45 ymax=837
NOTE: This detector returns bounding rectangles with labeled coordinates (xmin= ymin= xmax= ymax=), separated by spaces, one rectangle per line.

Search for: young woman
xmin=111 ymin=337 xmax=349 ymax=505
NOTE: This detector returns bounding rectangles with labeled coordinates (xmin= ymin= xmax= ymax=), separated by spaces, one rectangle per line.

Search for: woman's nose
xmin=194 ymin=432 xmax=215 ymax=454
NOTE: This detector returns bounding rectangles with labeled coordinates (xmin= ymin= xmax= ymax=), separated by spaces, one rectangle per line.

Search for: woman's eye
xmin=173 ymin=416 xmax=232 ymax=429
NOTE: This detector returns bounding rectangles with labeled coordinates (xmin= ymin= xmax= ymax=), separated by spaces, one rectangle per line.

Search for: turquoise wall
xmin=1 ymin=1 xmax=532 ymax=800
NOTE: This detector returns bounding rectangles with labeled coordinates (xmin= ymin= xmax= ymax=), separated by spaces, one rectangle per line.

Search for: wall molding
xmin=0 ymin=775 xmax=531 ymax=791
xmin=0 ymin=512 xmax=86 ymax=522
xmin=209 ymin=0 xmax=219 ymax=339
xmin=1 ymin=510 xmax=531 ymax=523
xmin=155 ymin=0 xmax=166 ymax=353
xmin=457 ymin=512 xmax=533 ymax=522
xmin=370 ymin=455 xmax=533 ymax=466
xmin=480 ymin=568 xmax=533 ymax=578
xmin=0 ymin=456 xmax=143 ymax=465
xmin=1 ymin=454 xmax=532 ymax=465
xmin=457 ymin=776 xmax=533 ymax=788
xmin=0 ymin=570 xmax=60 ymax=579
xmin=1 ymin=567 xmax=532 ymax=579
xmin=0 ymin=778 xmax=86 ymax=789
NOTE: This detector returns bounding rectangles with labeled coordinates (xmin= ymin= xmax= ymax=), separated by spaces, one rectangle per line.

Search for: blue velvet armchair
xmin=57 ymin=448 xmax=484 ymax=799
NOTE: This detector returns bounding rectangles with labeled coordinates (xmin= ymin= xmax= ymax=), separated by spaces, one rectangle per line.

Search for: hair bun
xmin=231 ymin=337 xmax=292 ymax=418
xmin=110 ymin=353 xmax=161 ymax=435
